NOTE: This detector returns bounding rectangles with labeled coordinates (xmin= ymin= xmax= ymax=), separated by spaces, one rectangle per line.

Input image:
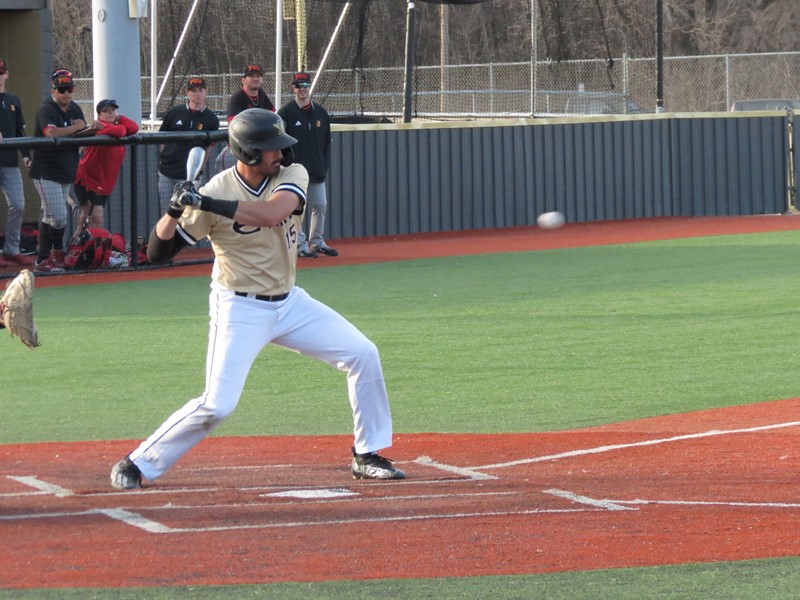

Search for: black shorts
xmin=75 ymin=182 xmax=109 ymax=208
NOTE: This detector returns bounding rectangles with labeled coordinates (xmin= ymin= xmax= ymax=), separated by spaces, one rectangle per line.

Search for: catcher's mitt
xmin=1 ymin=269 xmax=40 ymax=348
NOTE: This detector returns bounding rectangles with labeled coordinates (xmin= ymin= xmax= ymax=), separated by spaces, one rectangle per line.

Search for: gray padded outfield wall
xmin=326 ymin=113 xmax=789 ymax=240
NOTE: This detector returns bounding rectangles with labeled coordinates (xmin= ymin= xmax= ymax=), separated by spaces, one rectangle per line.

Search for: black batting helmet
xmin=228 ymin=108 xmax=297 ymax=166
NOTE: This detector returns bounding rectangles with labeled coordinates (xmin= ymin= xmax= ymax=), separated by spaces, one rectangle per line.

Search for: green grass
xmin=3 ymin=557 xmax=799 ymax=599
xmin=4 ymin=230 xmax=800 ymax=597
xmin=3 ymin=232 xmax=800 ymax=442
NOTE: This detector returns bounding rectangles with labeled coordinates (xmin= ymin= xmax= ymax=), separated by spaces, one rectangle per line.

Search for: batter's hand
xmin=168 ymin=183 xmax=187 ymax=217
xmin=174 ymin=181 xmax=203 ymax=208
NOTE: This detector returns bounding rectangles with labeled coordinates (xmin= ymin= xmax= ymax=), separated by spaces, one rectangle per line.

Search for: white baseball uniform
xmin=128 ymin=164 xmax=394 ymax=481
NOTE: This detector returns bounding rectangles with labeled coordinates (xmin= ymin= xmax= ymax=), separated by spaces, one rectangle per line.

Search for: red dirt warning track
xmin=3 ymin=215 xmax=800 ymax=589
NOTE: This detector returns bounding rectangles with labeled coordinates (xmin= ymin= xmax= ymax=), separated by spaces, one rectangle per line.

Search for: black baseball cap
xmin=186 ymin=77 xmax=207 ymax=90
xmin=52 ymin=68 xmax=73 ymax=80
xmin=243 ymin=64 xmax=263 ymax=77
xmin=292 ymin=71 xmax=312 ymax=88
xmin=96 ymin=99 xmax=119 ymax=113
xmin=52 ymin=74 xmax=74 ymax=89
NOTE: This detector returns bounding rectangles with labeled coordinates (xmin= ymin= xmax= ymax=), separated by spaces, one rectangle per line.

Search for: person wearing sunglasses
xmin=0 ymin=58 xmax=34 ymax=269
xmin=29 ymin=70 xmax=91 ymax=273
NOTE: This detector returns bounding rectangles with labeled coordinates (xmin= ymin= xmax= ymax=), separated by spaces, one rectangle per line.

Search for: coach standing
xmin=0 ymin=58 xmax=33 ymax=268
xmin=279 ymin=71 xmax=337 ymax=258
xmin=157 ymin=77 xmax=219 ymax=212
xmin=215 ymin=63 xmax=275 ymax=173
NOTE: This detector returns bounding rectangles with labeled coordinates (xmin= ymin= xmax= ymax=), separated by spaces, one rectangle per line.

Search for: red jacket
xmin=75 ymin=115 xmax=139 ymax=195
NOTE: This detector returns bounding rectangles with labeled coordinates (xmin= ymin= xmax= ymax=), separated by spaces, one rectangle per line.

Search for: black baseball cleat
xmin=351 ymin=447 xmax=406 ymax=480
xmin=110 ymin=456 xmax=142 ymax=490
xmin=297 ymin=248 xmax=318 ymax=258
xmin=314 ymin=245 xmax=339 ymax=257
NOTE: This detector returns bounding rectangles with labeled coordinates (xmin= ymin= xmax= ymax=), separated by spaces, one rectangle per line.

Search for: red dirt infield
xmin=3 ymin=399 xmax=800 ymax=589
xmin=3 ymin=215 xmax=800 ymax=589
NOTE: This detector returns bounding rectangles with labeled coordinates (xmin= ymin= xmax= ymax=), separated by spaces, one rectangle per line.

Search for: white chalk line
xmin=461 ymin=420 xmax=800 ymax=472
xmin=543 ymin=489 xmax=636 ymax=511
xmin=1 ymin=487 xmax=592 ymax=533
xmin=414 ymin=456 xmax=498 ymax=480
xmin=0 ymin=507 xmax=600 ymax=533
xmin=7 ymin=491 xmax=797 ymax=535
xmin=0 ymin=490 xmax=524 ymax=522
xmin=544 ymin=489 xmax=800 ymax=511
xmin=4 ymin=420 xmax=798 ymax=534
xmin=5 ymin=476 xmax=73 ymax=498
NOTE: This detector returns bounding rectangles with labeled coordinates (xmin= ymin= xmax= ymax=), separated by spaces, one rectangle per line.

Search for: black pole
xmin=129 ymin=143 xmax=139 ymax=268
xmin=402 ymin=0 xmax=416 ymax=123
xmin=656 ymin=0 xmax=664 ymax=112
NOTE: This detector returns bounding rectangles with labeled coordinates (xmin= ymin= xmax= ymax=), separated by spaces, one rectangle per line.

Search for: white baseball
xmin=537 ymin=211 xmax=565 ymax=229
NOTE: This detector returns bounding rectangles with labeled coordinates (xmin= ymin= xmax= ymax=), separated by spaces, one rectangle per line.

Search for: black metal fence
xmin=0 ymin=129 xmax=229 ymax=273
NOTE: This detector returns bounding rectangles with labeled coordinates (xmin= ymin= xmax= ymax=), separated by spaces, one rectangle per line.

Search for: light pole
xmin=403 ymin=0 xmax=416 ymax=123
xmin=656 ymin=0 xmax=664 ymax=112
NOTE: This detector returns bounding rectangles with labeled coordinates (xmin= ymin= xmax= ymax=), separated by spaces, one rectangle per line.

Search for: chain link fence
xmin=69 ymin=51 xmax=800 ymax=123
xmin=70 ymin=52 xmax=800 ymax=121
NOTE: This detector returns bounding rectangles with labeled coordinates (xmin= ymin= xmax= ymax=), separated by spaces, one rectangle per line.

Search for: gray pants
xmin=0 ymin=167 xmax=26 ymax=256
xmin=298 ymin=181 xmax=328 ymax=252
xmin=33 ymin=178 xmax=72 ymax=230
xmin=158 ymin=172 xmax=183 ymax=213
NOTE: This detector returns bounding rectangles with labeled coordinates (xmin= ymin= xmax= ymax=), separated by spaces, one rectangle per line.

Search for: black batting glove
xmin=167 ymin=182 xmax=187 ymax=218
xmin=176 ymin=181 xmax=203 ymax=208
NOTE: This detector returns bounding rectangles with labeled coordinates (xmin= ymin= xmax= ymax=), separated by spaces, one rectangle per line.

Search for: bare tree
xmin=52 ymin=0 xmax=800 ymax=80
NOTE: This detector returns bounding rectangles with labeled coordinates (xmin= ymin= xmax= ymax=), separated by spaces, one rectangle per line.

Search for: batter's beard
xmin=264 ymin=159 xmax=282 ymax=176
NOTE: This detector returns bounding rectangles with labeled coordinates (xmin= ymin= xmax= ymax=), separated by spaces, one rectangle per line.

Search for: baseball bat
xmin=186 ymin=146 xmax=206 ymax=183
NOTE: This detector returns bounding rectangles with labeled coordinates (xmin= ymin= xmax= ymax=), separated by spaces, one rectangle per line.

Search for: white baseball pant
xmin=129 ymin=285 xmax=394 ymax=481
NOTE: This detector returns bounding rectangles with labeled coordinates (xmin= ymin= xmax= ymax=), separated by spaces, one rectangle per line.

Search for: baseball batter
xmin=111 ymin=108 xmax=404 ymax=489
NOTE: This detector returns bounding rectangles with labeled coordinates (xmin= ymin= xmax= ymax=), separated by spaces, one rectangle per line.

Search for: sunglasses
xmin=56 ymin=86 xmax=75 ymax=94
xmin=294 ymin=84 xmax=310 ymax=89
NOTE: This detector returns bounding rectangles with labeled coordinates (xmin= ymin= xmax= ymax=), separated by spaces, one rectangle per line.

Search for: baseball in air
xmin=537 ymin=211 xmax=565 ymax=229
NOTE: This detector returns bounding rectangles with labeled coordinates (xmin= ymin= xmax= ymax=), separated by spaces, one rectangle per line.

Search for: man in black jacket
xmin=215 ymin=64 xmax=276 ymax=173
xmin=278 ymin=71 xmax=337 ymax=258
xmin=157 ymin=77 xmax=220 ymax=212
xmin=0 ymin=59 xmax=34 ymax=268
